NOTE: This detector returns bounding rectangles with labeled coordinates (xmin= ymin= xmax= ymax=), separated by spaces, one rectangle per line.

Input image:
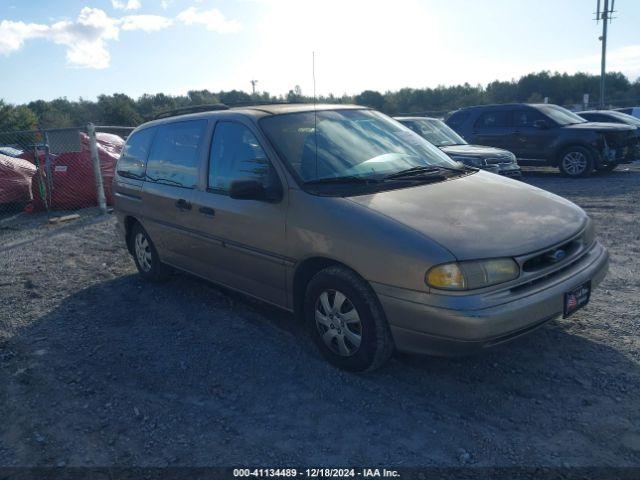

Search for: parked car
xmin=578 ymin=110 xmax=640 ymax=161
xmin=114 ymin=104 xmax=609 ymax=371
xmin=394 ymin=116 xmax=521 ymax=177
xmin=446 ymin=103 xmax=636 ymax=177
xmin=613 ymin=106 xmax=640 ymax=119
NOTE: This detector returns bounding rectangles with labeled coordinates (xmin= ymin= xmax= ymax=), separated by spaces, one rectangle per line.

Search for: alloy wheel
xmin=561 ymin=151 xmax=588 ymax=176
xmin=134 ymin=232 xmax=152 ymax=272
xmin=315 ymin=289 xmax=362 ymax=357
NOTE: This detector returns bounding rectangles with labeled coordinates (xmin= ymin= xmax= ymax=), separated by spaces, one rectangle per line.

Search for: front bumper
xmin=497 ymin=163 xmax=522 ymax=177
xmin=373 ymin=241 xmax=609 ymax=356
xmin=480 ymin=163 xmax=522 ymax=177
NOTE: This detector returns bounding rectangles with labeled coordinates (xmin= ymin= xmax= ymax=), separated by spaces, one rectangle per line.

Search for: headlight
xmin=450 ymin=155 xmax=485 ymax=167
xmin=426 ymin=258 xmax=520 ymax=290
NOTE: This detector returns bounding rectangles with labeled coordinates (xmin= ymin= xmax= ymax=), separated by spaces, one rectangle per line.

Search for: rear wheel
xmin=304 ymin=266 xmax=394 ymax=372
xmin=558 ymin=146 xmax=594 ymax=178
xmin=130 ymin=223 xmax=170 ymax=281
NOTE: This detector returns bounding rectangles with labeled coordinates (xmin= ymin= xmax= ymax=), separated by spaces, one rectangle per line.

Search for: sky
xmin=0 ymin=0 xmax=639 ymax=104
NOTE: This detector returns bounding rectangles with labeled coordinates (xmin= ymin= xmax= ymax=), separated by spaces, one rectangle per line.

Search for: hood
xmin=440 ymin=144 xmax=513 ymax=158
xmin=564 ymin=122 xmax=635 ymax=132
xmin=347 ymin=171 xmax=587 ymax=260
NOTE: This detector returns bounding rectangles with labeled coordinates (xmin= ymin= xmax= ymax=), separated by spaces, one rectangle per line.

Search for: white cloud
xmin=0 ymin=7 xmax=174 ymax=69
xmin=0 ymin=4 xmax=239 ymax=70
xmin=160 ymin=0 xmax=172 ymax=10
xmin=177 ymin=6 xmax=241 ymax=33
xmin=0 ymin=20 xmax=49 ymax=55
xmin=0 ymin=8 xmax=119 ymax=69
xmin=111 ymin=0 xmax=142 ymax=11
xmin=121 ymin=14 xmax=173 ymax=32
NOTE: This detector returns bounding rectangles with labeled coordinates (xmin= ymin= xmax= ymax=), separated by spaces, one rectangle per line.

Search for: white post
xmin=87 ymin=123 xmax=107 ymax=214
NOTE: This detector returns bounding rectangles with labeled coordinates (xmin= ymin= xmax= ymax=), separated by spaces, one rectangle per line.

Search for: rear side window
xmin=117 ymin=127 xmax=156 ymax=179
xmin=208 ymin=122 xmax=277 ymax=193
xmin=583 ymin=113 xmax=608 ymax=122
xmin=474 ymin=111 xmax=508 ymax=128
xmin=446 ymin=110 xmax=470 ymax=127
xmin=512 ymin=109 xmax=546 ymax=127
xmin=146 ymin=120 xmax=206 ymax=188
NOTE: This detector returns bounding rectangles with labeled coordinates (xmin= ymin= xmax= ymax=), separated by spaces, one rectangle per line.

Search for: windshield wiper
xmin=304 ymin=175 xmax=379 ymax=185
xmin=384 ymin=165 xmax=449 ymax=180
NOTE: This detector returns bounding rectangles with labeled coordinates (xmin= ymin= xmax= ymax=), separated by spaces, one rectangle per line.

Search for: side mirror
xmin=533 ymin=119 xmax=549 ymax=129
xmin=229 ymin=179 xmax=281 ymax=202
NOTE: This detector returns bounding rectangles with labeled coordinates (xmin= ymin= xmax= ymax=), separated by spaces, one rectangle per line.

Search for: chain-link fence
xmin=0 ymin=125 xmax=133 ymax=229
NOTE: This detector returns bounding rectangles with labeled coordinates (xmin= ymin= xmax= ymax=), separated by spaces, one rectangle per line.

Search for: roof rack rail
xmin=153 ymin=103 xmax=229 ymax=120
xmin=226 ymin=100 xmax=295 ymax=108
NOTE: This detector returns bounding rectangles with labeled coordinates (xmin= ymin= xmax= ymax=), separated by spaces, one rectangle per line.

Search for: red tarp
xmin=22 ymin=132 xmax=125 ymax=211
xmin=0 ymin=153 xmax=37 ymax=205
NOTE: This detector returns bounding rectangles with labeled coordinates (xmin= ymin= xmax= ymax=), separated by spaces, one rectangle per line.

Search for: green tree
xmin=0 ymin=100 xmax=38 ymax=132
xmin=97 ymin=94 xmax=143 ymax=126
xmin=354 ymin=90 xmax=384 ymax=110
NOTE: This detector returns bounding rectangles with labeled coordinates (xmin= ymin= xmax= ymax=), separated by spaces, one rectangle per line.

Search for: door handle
xmin=198 ymin=206 xmax=216 ymax=217
xmin=175 ymin=199 xmax=192 ymax=210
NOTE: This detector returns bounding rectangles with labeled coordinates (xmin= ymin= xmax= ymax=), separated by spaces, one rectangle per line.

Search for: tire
xmin=130 ymin=222 xmax=171 ymax=282
xmin=596 ymin=163 xmax=617 ymax=173
xmin=558 ymin=146 xmax=594 ymax=178
xmin=304 ymin=266 xmax=394 ymax=372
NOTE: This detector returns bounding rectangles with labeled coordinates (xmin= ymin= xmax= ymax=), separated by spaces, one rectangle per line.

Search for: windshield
xmin=603 ymin=111 xmax=640 ymax=126
xmin=260 ymin=109 xmax=458 ymax=183
xmin=399 ymin=118 xmax=467 ymax=147
xmin=538 ymin=105 xmax=587 ymax=126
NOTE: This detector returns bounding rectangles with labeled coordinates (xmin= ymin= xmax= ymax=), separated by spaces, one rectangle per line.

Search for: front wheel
xmin=304 ymin=266 xmax=394 ymax=372
xmin=558 ymin=146 xmax=594 ymax=178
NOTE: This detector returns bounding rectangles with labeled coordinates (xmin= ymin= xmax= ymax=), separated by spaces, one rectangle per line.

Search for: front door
xmin=188 ymin=120 xmax=289 ymax=307
xmin=506 ymin=108 xmax=554 ymax=160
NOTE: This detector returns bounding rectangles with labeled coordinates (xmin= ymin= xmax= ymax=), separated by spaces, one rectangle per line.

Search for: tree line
xmin=1 ymin=70 xmax=639 ymax=132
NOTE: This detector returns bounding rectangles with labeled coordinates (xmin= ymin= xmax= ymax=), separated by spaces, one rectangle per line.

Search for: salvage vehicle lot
xmin=0 ymin=166 xmax=639 ymax=467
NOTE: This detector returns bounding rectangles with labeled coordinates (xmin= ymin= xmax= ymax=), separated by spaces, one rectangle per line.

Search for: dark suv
xmin=446 ymin=103 xmax=636 ymax=177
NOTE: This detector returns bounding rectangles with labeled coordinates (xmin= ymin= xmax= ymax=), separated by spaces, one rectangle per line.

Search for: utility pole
xmin=250 ymin=79 xmax=258 ymax=95
xmin=595 ymin=0 xmax=615 ymax=108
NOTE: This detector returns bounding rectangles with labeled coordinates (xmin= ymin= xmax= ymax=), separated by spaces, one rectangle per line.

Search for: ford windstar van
xmin=113 ymin=104 xmax=609 ymax=371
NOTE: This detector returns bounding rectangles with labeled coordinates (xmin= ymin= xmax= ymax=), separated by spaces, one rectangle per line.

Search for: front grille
xmin=511 ymin=257 xmax=580 ymax=293
xmin=510 ymin=228 xmax=593 ymax=293
xmin=522 ymin=239 xmax=581 ymax=273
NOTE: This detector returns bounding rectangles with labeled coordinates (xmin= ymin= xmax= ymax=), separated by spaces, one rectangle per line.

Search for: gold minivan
xmin=114 ymin=104 xmax=609 ymax=371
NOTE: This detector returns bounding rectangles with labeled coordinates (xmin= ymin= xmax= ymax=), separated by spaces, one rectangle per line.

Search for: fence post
xmin=87 ymin=123 xmax=107 ymax=214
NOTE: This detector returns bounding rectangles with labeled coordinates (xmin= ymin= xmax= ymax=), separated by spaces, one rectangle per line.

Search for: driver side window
xmin=208 ymin=122 xmax=278 ymax=193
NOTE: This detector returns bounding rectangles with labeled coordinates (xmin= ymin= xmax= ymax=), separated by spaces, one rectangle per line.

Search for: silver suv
xmin=113 ymin=104 xmax=609 ymax=371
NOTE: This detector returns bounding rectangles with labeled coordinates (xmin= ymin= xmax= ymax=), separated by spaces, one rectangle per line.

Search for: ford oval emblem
xmin=549 ymin=249 xmax=566 ymax=263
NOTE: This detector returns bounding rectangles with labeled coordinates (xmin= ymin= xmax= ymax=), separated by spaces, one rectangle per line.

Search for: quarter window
xmin=474 ymin=111 xmax=508 ymax=128
xmin=208 ymin=122 xmax=277 ymax=193
xmin=117 ymin=127 xmax=156 ymax=179
xmin=146 ymin=120 xmax=206 ymax=188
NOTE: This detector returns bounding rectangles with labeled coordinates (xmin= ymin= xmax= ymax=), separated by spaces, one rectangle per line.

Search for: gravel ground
xmin=0 ymin=166 xmax=639 ymax=468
